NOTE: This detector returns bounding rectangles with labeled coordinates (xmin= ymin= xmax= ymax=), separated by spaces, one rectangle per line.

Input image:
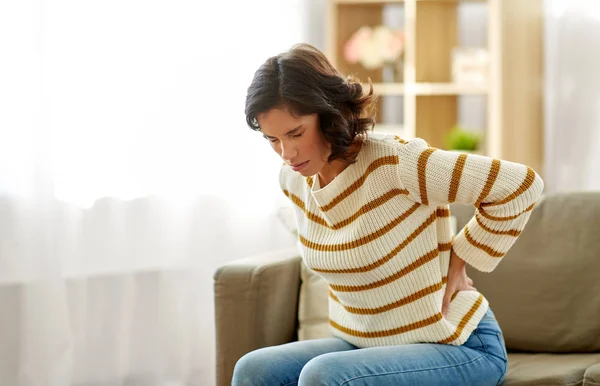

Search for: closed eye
xmin=263 ymin=135 xmax=278 ymax=143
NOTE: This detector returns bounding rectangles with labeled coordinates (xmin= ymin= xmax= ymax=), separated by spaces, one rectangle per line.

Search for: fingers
xmin=443 ymin=286 xmax=478 ymax=318
xmin=442 ymin=286 xmax=453 ymax=317
xmin=442 ymin=297 xmax=450 ymax=317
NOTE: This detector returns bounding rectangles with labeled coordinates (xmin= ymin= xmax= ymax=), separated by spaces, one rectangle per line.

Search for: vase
xmin=383 ymin=60 xmax=403 ymax=83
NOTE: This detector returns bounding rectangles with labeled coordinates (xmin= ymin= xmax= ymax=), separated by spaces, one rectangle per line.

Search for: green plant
xmin=445 ymin=125 xmax=481 ymax=151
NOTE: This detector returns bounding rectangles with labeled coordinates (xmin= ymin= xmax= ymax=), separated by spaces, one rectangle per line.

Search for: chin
xmin=297 ymin=169 xmax=313 ymax=177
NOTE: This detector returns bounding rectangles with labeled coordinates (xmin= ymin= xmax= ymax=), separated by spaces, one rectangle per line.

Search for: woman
xmin=234 ymin=43 xmax=543 ymax=386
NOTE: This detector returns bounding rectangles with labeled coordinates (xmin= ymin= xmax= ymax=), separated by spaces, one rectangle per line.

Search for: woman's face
xmin=257 ymin=107 xmax=331 ymax=177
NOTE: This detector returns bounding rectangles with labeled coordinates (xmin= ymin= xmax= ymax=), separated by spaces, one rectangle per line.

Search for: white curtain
xmin=544 ymin=0 xmax=600 ymax=192
xmin=0 ymin=1 xmax=308 ymax=385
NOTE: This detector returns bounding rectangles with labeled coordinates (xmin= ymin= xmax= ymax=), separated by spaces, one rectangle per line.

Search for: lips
xmin=291 ymin=161 xmax=309 ymax=172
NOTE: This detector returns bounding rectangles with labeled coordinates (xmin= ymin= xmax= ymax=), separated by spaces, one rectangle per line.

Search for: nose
xmin=279 ymin=140 xmax=298 ymax=163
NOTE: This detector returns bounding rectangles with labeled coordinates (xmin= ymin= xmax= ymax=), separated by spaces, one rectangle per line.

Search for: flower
xmin=343 ymin=25 xmax=404 ymax=70
xmin=343 ymin=26 xmax=371 ymax=64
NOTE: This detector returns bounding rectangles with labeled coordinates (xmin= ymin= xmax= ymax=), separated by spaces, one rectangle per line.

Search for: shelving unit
xmin=326 ymin=0 xmax=544 ymax=174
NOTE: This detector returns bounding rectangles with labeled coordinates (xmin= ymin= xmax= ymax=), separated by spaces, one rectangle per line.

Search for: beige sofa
xmin=214 ymin=192 xmax=600 ymax=386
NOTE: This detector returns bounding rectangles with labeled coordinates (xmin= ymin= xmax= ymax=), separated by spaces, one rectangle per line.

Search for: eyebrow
xmin=262 ymin=126 xmax=303 ymax=139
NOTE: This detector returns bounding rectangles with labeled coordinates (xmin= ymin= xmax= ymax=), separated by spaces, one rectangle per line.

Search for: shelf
xmin=411 ymin=83 xmax=488 ymax=95
xmin=364 ymin=82 xmax=487 ymax=96
xmin=362 ymin=83 xmax=405 ymax=95
xmin=329 ymin=0 xmax=544 ymax=173
xmin=331 ymin=0 xmax=485 ymax=3
xmin=331 ymin=0 xmax=404 ymax=4
xmin=372 ymin=124 xmax=406 ymax=137
xmin=416 ymin=0 xmax=487 ymax=2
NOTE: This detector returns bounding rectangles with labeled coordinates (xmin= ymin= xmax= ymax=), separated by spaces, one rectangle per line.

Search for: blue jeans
xmin=232 ymin=309 xmax=508 ymax=386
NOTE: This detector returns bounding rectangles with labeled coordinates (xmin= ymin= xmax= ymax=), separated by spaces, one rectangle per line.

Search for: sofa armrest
xmin=584 ymin=362 xmax=600 ymax=386
xmin=213 ymin=247 xmax=302 ymax=386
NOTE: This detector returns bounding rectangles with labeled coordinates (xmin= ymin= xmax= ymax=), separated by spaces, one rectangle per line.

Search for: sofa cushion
xmin=584 ymin=362 xmax=600 ymax=386
xmin=504 ymin=353 xmax=600 ymax=385
xmin=297 ymin=261 xmax=331 ymax=341
xmin=451 ymin=192 xmax=600 ymax=353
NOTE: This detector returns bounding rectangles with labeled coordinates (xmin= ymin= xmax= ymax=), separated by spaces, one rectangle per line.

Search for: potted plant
xmin=445 ymin=125 xmax=482 ymax=154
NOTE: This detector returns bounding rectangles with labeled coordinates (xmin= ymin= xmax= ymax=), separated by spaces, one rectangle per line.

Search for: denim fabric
xmin=232 ymin=308 xmax=508 ymax=386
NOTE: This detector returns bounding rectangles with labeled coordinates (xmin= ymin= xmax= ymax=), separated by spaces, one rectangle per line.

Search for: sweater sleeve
xmin=396 ymin=137 xmax=544 ymax=272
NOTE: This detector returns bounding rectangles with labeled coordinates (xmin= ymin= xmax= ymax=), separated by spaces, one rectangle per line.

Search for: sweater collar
xmin=309 ymin=140 xmax=370 ymax=226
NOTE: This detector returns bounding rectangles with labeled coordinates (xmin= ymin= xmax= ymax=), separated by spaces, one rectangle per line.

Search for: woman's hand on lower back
xmin=442 ymin=250 xmax=476 ymax=317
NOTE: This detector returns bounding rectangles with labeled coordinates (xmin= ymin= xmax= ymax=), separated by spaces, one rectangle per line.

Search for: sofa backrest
xmin=297 ymin=192 xmax=600 ymax=353
xmin=451 ymin=191 xmax=600 ymax=353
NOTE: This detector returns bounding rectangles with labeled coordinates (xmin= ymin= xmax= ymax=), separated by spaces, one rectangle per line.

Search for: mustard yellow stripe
xmin=313 ymin=206 xmax=432 ymax=272
xmin=478 ymin=203 xmax=535 ymax=222
xmin=330 ymin=312 xmax=444 ymax=339
xmin=301 ymin=203 xmax=421 ymax=253
xmin=394 ymin=135 xmax=408 ymax=144
xmin=476 ymin=159 xmax=501 ymax=207
xmin=438 ymin=294 xmax=484 ymax=344
xmin=449 ymin=154 xmax=467 ymax=203
xmin=450 ymin=289 xmax=459 ymax=302
xmin=329 ymin=277 xmax=448 ymax=315
xmin=417 ymin=148 xmax=437 ymax=206
xmin=332 ymin=188 xmax=409 ymax=230
xmin=436 ymin=207 xmax=450 ymax=218
xmin=285 ymin=188 xmax=409 ymax=231
xmin=314 ymin=240 xmax=450 ymax=275
xmin=329 ymin=248 xmax=439 ymax=292
xmin=475 ymin=213 xmax=522 ymax=237
xmin=481 ymin=167 xmax=537 ymax=208
xmin=283 ymin=190 xmax=329 ymax=227
xmin=464 ymin=226 xmax=504 ymax=258
xmin=438 ymin=241 xmax=453 ymax=251
xmin=306 ymin=176 xmax=313 ymax=187
xmin=320 ymin=155 xmax=399 ymax=212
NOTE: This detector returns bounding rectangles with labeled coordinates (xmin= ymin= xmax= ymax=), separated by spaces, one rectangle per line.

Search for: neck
xmin=317 ymin=137 xmax=364 ymax=187
xmin=318 ymin=159 xmax=347 ymax=188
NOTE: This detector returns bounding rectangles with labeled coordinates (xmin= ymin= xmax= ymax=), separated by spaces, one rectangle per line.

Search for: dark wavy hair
xmin=245 ymin=43 xmax=377 ymax=163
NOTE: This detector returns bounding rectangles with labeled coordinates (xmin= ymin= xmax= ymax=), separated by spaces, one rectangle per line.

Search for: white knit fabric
xmin=279 ymin=132 xmax=544 ymax=348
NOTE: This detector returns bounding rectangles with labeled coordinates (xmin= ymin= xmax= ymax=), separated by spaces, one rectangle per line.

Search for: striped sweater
xmin=279 ymin=132 xmax=544 ymax=348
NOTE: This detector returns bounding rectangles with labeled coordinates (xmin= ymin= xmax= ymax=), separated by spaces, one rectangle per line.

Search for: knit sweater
xmin=279 ymin=132 xmax=544 ymax=348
